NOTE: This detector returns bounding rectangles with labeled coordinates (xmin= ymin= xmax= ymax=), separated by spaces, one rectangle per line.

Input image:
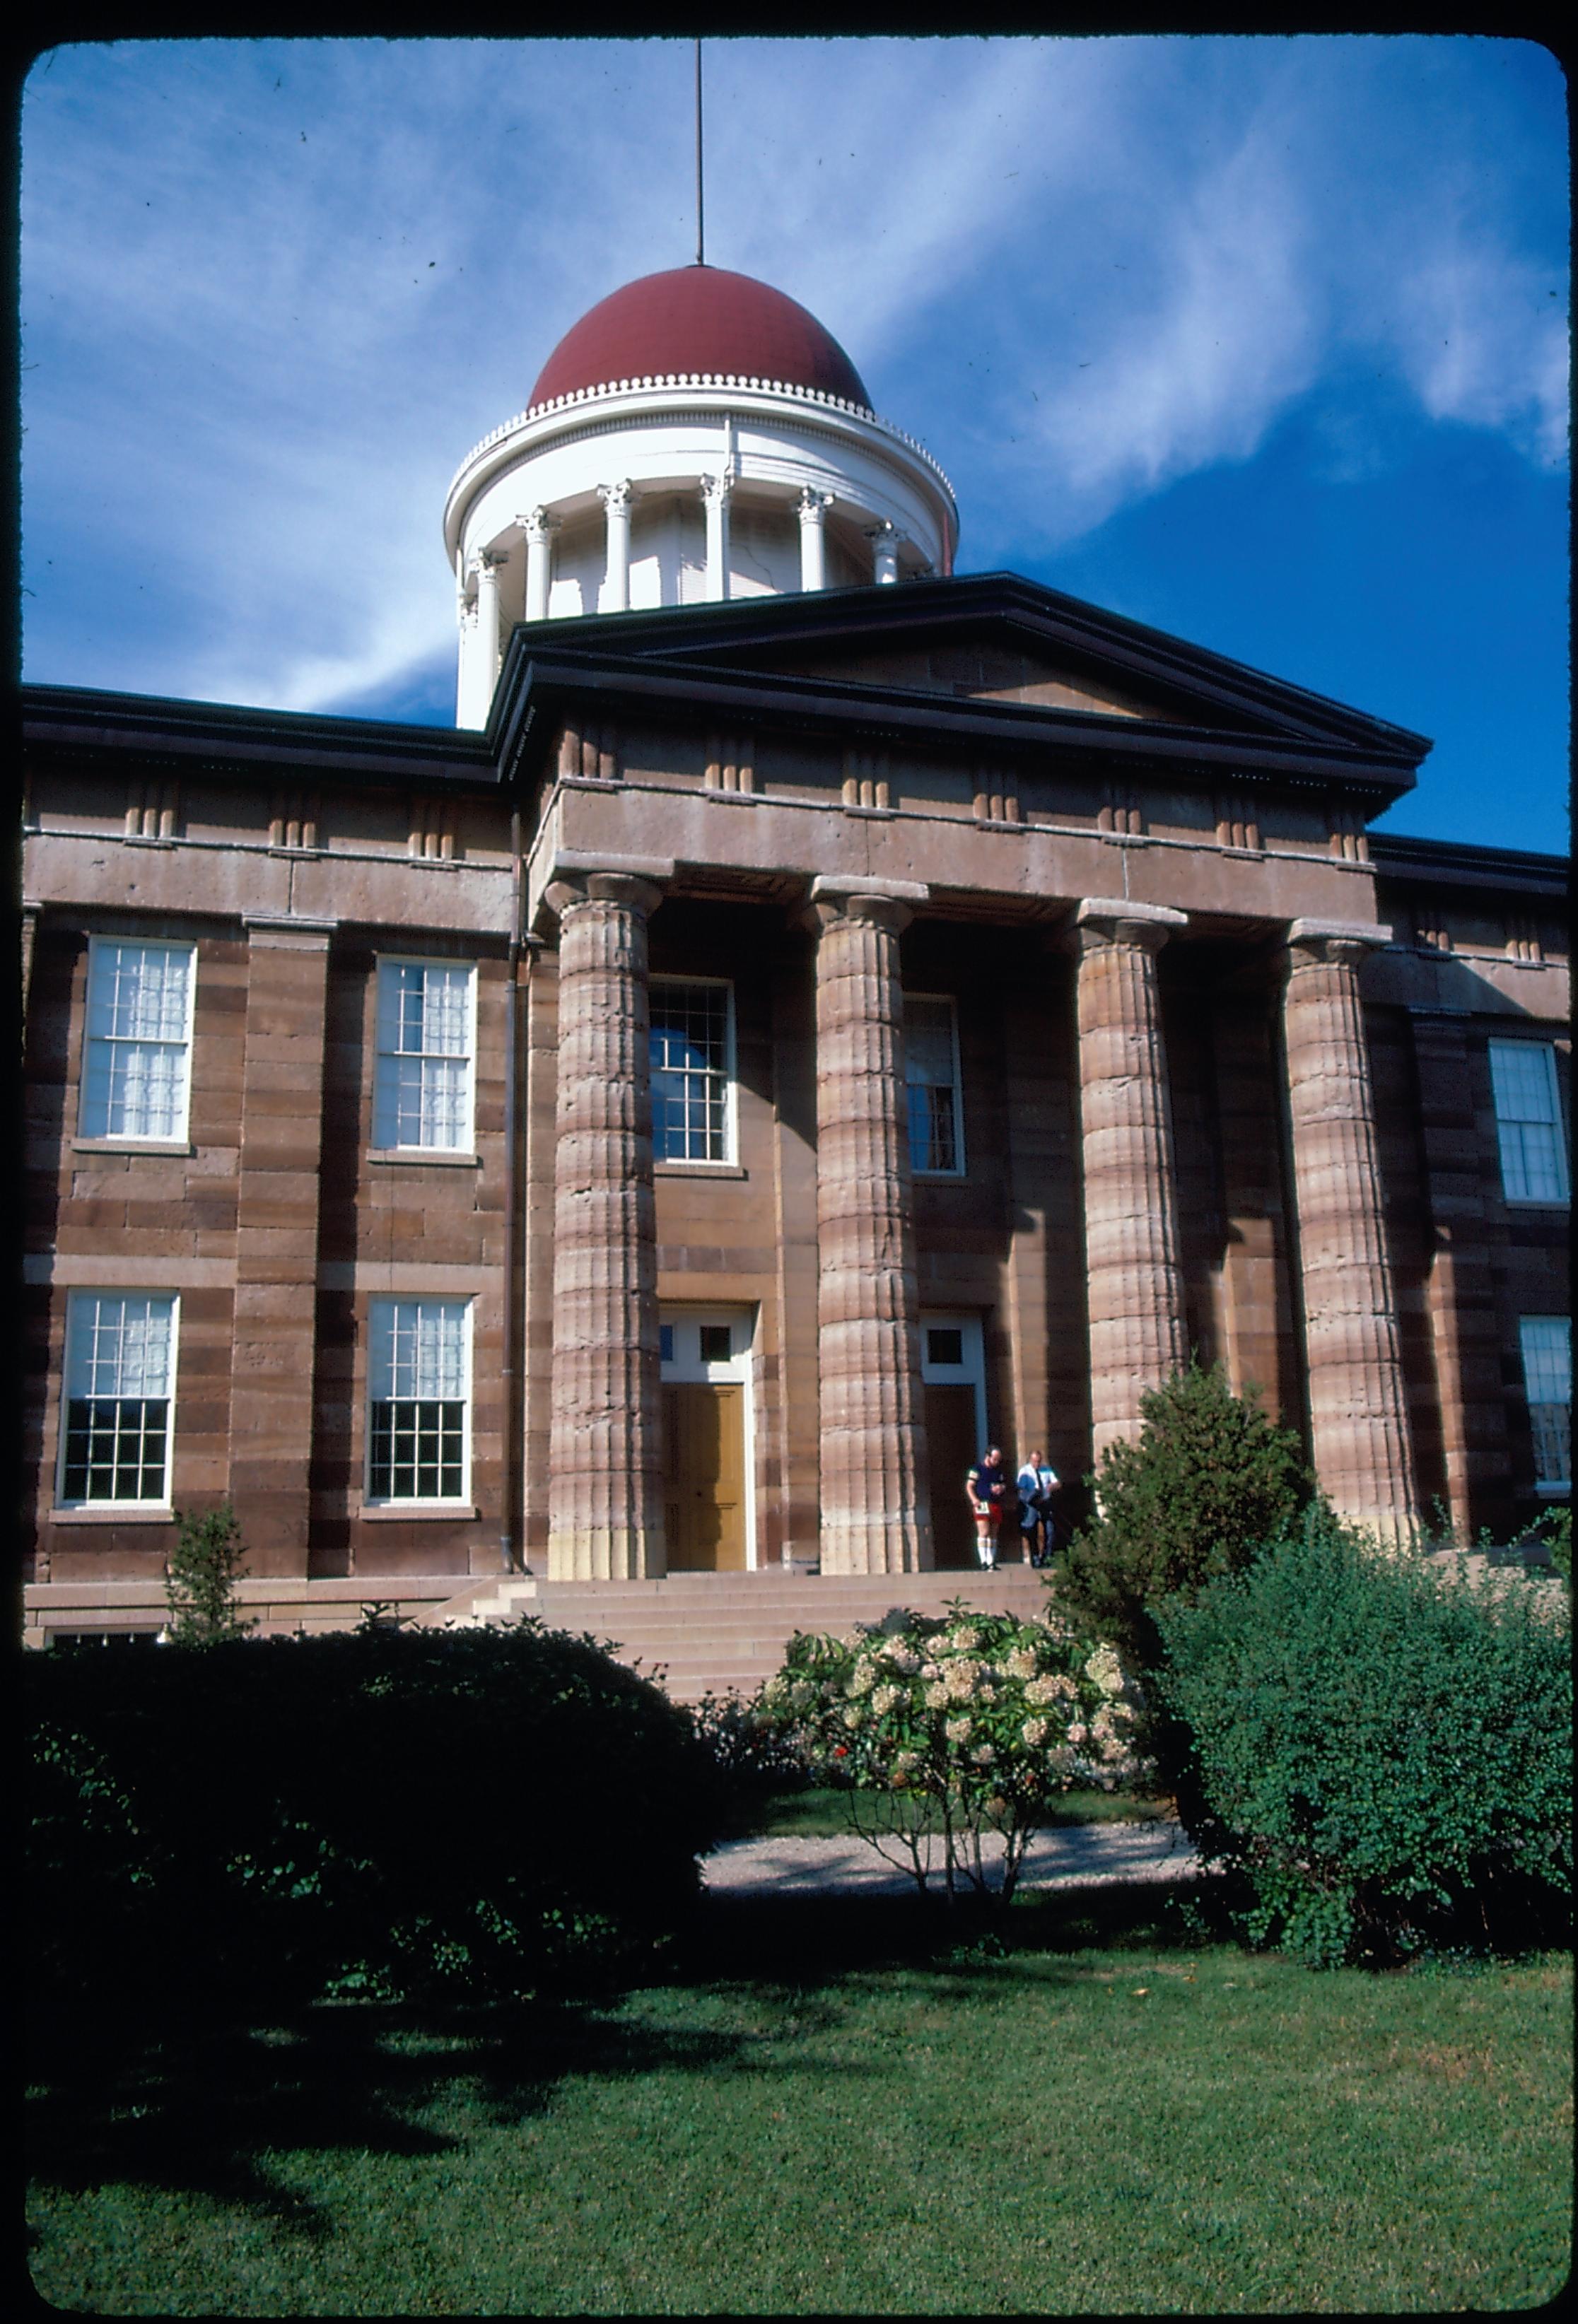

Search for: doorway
xmin=921 ymin=1313 xmax=989 ymax=1571
xmin=659 ymin=1307 xmax=755 ymax=1572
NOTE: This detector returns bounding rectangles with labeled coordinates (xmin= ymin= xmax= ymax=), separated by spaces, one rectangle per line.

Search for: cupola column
xmin=1072 ymin=898 xmax=1190 ymax=1460
xmin=542 ymin=866 xmax=671 ymax=1580
xmin=867 ymin=520 xmax=900 ymax=585
xmin=807 ymin=874 xmax=934 ymax=1573
xmin=1282 ymin=920 xmax=1420 ymax=1546
xmin=521 ymin=507 xmax=558 ymax=623
xmin=599 ymin=482 xmax=633 ymax=614
xmin=797 ymin=488 xmax=834 ymax=592
xmin=474 ymin=551 xmax=504 ymax=696
xmin=701 ymin=473 xmax=732 ymax=603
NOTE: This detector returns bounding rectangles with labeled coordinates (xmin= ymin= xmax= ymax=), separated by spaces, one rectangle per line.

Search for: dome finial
xmin=694 ymin=39 xmax=706 ymax=269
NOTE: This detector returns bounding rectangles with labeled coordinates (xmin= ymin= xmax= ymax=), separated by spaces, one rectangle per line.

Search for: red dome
xmin=529 ymin=266 xmax=871 ymax=410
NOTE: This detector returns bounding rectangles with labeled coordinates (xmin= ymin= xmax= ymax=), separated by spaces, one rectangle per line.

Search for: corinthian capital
xmin=797 ymin=487 xmax=834 ymax=524
xmin=520 ymin=505 xmax=561 ymax=545
xmin=700 ymin=471 xmax=733 ymax=510
xmin=598 ymin=480 xmax=633 ymax=517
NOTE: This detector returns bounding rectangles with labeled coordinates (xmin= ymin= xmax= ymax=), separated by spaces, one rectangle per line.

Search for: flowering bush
xmin=756 ymin=1602 xmax=1150 ymax=1901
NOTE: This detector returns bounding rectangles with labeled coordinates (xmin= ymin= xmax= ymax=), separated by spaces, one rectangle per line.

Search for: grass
xmin=749 ymin=1783 xmax=1171 ymax=1839
xmin=27 ymin=1881 xmax=1572 ymax=2315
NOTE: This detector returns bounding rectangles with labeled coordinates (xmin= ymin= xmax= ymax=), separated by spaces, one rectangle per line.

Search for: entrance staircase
xmin=419 ymin=1563 xmax=1051 ymax=1703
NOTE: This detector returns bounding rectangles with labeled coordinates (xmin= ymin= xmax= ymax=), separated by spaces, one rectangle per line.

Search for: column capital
xmin=797 ymin=486 xmax=834 ymax=524
xmin=478 ymin=546 xmax=507 ymax=571
xmin=519 ymin=505 xmax=561 ymax=544
xmin=805 ymin=873 xmax=928 ymax=937
xmin=542 ymin=852 xmax=673 ymax=924
xmin=598 ymin=480 xmax=633 ymax=515
xmin=700 ymin=470 xmax=733 ymax=508
xmin=1074 ymin=897 xmax=1187 ymax=954
xmin=864 ymin=518 xmax=899 ymax=545
xmin=1285 ymin=917 xmax=1391 ymax=969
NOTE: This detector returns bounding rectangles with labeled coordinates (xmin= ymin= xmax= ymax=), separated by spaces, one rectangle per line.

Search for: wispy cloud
xmin=20 ymin=35 xmax=1567 ymax=717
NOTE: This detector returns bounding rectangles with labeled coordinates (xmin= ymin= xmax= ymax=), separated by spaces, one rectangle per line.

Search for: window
xmin=699 ymin=1323 xmax=732 ymax=1363
xmin=1488 ymin=1041 xmax=1569 ymax=1204
xmin=1519 ymin=1316 xmax=1572 ymax=1492
xmin=366 ymin=1298 xmax=471 ymax=1503
xmin=373 ymin=960 xmax=475 ymax=1151
xmin=80 ymin=939 xmax=195 ymax=1142
xmin=59 ymin=1293 xmax=177 ymax=1506
xmin=650 ymin=980 xmax=733 ymax=1162
xmin=926 ymin=1327 xmax=964 ymax=1368
xmin=905 ymin=994 xmax=963 ymax=1175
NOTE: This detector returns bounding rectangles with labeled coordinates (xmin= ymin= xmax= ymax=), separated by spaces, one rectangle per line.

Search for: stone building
xmin=20 ymin=266 xmax=1570 ymax=1659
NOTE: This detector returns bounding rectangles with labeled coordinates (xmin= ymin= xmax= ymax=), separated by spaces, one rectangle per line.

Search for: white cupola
xmin=443 ymin=264 xmax=959 ymax=727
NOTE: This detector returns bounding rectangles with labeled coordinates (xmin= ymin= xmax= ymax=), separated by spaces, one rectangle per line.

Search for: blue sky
xmin=20 ymin=35 xmax=1569 ymax=854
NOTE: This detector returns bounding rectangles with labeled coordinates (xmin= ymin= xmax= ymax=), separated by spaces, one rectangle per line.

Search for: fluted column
xmin=867 ymin=520 xmax=900 ymax=585
xmin=544 ymin=870 xmax=667 ymax=1578
xmin=521 ymin=507 xmax=558 ymax=622
xmin=701 ymin=473 xmax=732 ymax=602
xmin=797 ymin=488 xmax=832 ymax=592
xmin=810 ymin=875 xmax=933 ymax=1573
xmin=1073 ymin=898 xmax=1189 ymax=1460
xmin=599 ymin=481 xmax=633 ymax=613
xmin=1283 ymin=920 xmax=1420 ymax=1546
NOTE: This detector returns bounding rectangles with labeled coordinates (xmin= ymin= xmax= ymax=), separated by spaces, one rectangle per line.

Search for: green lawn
xmin=747 ymin=1783 xmax=1171 ymax=1839
xmin=27 ymin=1882 xmax=1571 ymax=2315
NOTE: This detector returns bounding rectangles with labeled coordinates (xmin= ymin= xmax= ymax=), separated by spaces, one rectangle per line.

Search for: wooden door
xmin=662 ymin=1383 xmax=747 ymax=1571
xmin=925 ymin=1382 xmax=979 ymax=1569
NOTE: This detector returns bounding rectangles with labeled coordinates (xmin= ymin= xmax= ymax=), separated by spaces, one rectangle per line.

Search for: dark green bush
xmin=1155 ymin=1511 xmax=1572 ymax=1967
xmin=25 ymin=1619 xmax=726 ymax=2014
xmin=1052 ymin=1360 xmax=1311 ymax=1668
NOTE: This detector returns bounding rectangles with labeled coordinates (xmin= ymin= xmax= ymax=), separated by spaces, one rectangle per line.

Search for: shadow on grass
xmin=25 ymin=1874 xmax=1222 ymax=2231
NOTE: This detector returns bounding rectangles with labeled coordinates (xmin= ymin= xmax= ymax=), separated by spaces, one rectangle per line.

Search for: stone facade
xmin=19 ymin=577 xmax=1570 ymax=1638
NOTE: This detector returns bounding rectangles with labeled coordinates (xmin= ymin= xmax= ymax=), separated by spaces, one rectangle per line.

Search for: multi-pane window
xmin=905 ymin=994 xmax=963 ymax=1175
xmin=373 ymin=961 xmax=475 ymax=1151
xmin=59 ymin=1293 xmax=177 ymax=1505
xmin=1488 ymin=1040 xmax=1569 ymax=1204
xmin=650 ymin=980 xmax=733 ymax=1162
xmin=1519 ymin=1316 xmax=1572 ymax=1492
xmin=80 ymin=939 xmax=195 ymax=1142
xmin=366 ymin=1298 xmax=470 ymax=1502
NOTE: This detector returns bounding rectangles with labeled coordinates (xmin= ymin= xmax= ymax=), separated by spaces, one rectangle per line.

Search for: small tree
xmin=1053 ymin=1361 xmax=1311 ymax=1670
xmin=163 ymin=1503 xmax=256 ymax=1645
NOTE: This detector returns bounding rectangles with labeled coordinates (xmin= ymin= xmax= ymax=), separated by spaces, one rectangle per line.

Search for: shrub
xmin=25 ymin=1619 xmax=727 ymax=2014
xmin=163 ymin=1503 xmax=256 ymax=1643
xmin=1053 ymin=1361 xmax=1311 ymax=1669
xmin=1536 ymin=1505 xmax=1572 ymax=1583
xmin=757 ymin=1604 xmax=1150 ymax=1901
xmin=1155 ymin=1510 xmax=1572 ymax=1967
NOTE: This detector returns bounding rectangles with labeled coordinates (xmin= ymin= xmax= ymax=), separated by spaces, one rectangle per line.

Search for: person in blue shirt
xmin=1015 ymin=1450 xmax=1061 ymax=1567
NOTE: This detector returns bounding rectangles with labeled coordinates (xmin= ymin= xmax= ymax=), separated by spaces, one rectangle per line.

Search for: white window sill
xmin=913 ymin=1169 xmax=967 ymax=1182
xmin=366 ymin=1149 xmax=480 ymax=1168
xmin=359 ymin=1503 xmax=480 ymax=1521
xmin=1502 ymin=1197 xmax=1570 ymax=1210
xmin=52 ymin=1505 xmax=175 ymax=1525
xmin=71 ymin=1138 xmax=194 ymax=1157
xmin=655 ymin=1161 xmax=747 ymax=1179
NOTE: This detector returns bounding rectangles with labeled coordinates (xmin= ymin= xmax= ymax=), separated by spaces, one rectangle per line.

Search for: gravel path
xmin=704 ymin=1817 xmax=1207 ymax=1898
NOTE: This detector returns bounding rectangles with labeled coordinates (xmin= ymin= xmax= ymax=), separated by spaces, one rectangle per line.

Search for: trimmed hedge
xmin=1155 ymin=1515 xmax=1572 ymax=1967
xmin=26 ymin=1620 xmax=726 ymax=2011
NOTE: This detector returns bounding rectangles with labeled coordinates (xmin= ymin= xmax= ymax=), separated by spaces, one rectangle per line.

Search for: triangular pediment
xmin=523 ymin=571 xmax=1430 ymax=765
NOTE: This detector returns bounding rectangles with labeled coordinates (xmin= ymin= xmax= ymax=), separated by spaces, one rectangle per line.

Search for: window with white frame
xmin=650 ymin=980 xmax=734 ymax=1162
xmin=373 ymin=960 xmax=476 ymax=1151
xmin=59 ymin=1292 xmax=177 ymax=1506
xmin=1488 ymin=1040 xmax=1569 ymax=1204
xmin=905 ymin=994 xmax=964 ymax=1175
xmin=79 ymin=939 xmax=196 ymax=1142
xmin=1519 ymin=1315 xmax=1571 ymax=1492
xmin=366 ymin=1298 xmax=471 ymax=1502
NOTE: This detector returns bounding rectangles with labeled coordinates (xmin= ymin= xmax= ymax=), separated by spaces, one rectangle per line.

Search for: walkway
xmin=704 ymin=1816 xmax=1207 ymax=1898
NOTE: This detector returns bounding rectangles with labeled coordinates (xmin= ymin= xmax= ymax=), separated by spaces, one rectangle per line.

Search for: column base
xmin=1328 ymin=1508 xmax=1422 ymax=1554
xmin=818 ymin=1520 xmax=934 ymax=1576
xmin=547 ymin=1527 xmax=668 ymax=1582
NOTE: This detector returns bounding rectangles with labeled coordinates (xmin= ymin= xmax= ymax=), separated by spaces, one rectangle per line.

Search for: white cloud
xmin=19 ymin=34 xmax=1569 ymax=713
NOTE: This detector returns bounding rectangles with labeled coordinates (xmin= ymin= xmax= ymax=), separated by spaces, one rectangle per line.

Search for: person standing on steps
xmin=1015 ymin=1448 xmax=1061 ymax=1567
xmin=966 ymin=1447 xmax=1010 ymax=1569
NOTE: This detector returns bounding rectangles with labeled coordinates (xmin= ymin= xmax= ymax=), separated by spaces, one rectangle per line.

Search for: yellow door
xmin=662 ymin=1383 xmax=747 ymax=1571
xmin=925 ymin=1382 xmax=980 ymax=1569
